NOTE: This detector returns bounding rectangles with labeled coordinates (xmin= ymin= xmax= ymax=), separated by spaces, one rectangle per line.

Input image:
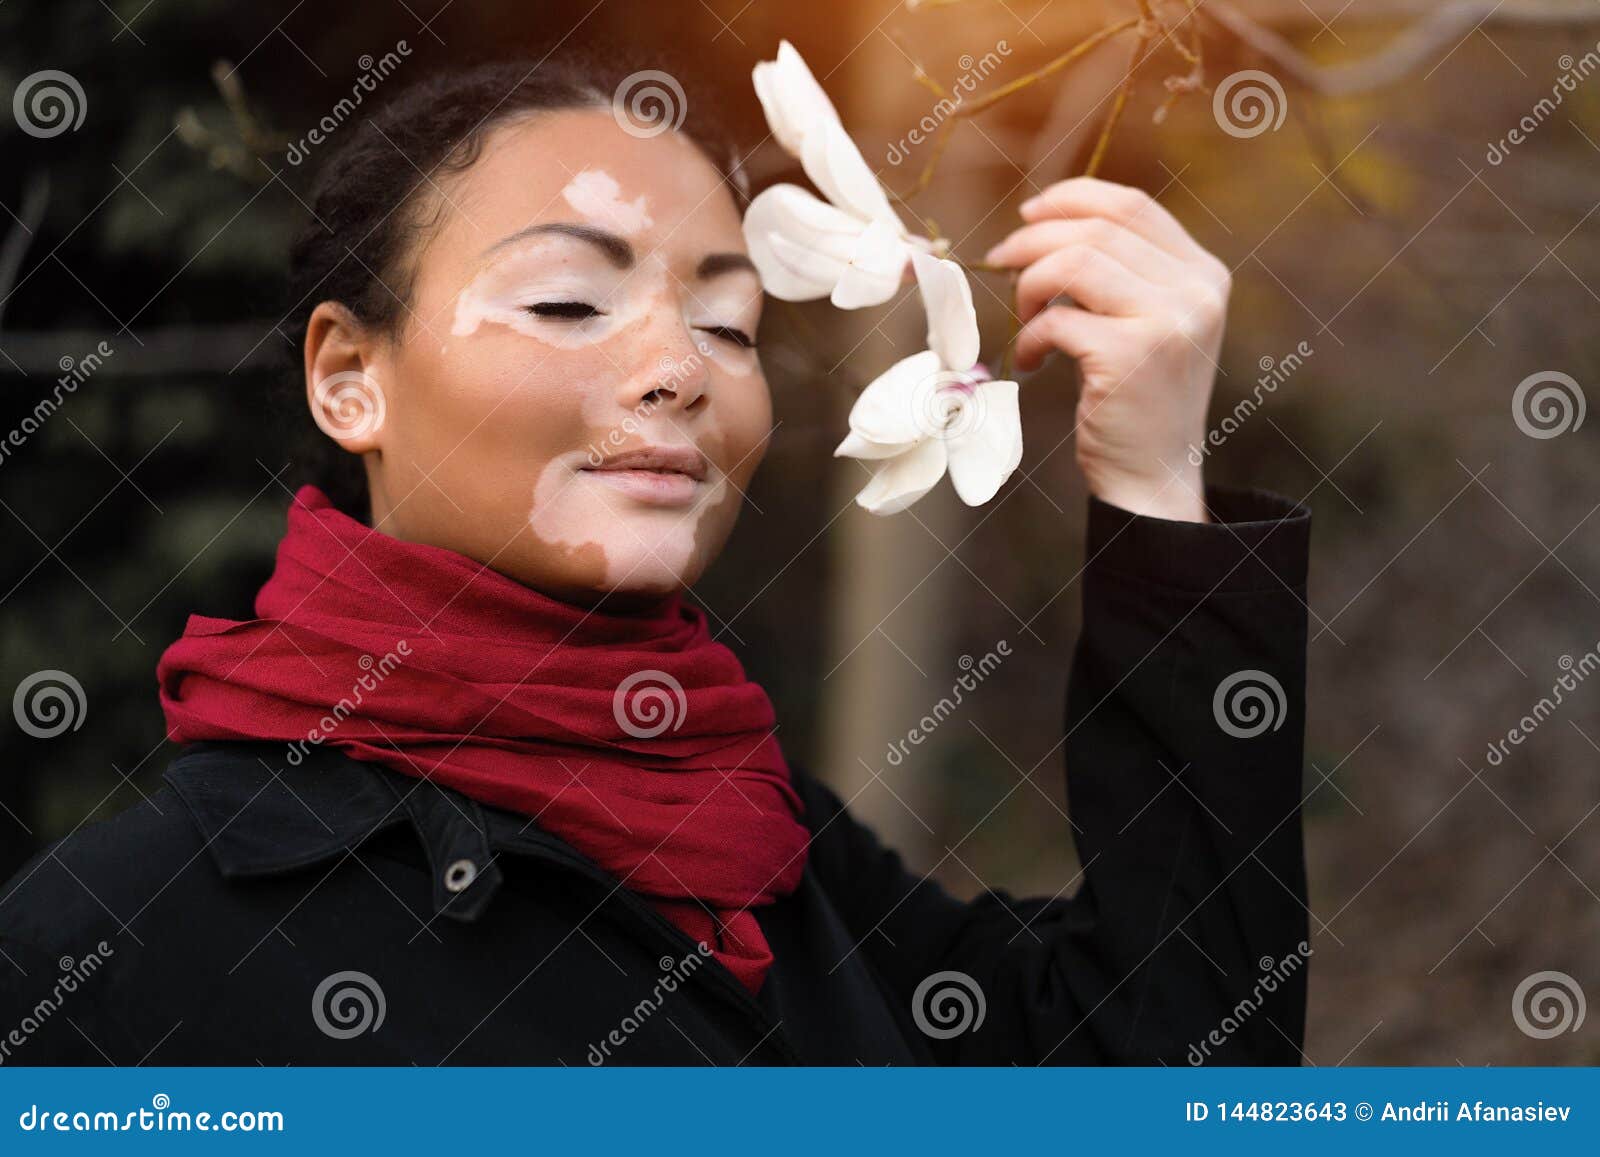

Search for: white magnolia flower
xmin=744 ymin=40 xmax=923 ymax=308
xmin=751 ymin=38 xmax=837 ymax=158
xmin=835 ymin=251 xmax=1023 ymax=514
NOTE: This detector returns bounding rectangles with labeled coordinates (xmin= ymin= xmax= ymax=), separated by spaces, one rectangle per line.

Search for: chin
xmin=600 ymin=551 xmax=699 ymax=597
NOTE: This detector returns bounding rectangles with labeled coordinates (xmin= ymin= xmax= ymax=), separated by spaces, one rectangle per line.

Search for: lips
xmin=580 ymin=444 xmax=709 ymax=507
xmin=586 ymin=445 xmax=708 ymax=480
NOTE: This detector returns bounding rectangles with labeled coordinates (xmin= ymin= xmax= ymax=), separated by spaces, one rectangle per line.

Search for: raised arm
xmin=801 ymin=177 xmax=1313 ymax=1063
xmin=798 ymin=485 xmax=1310 ymax=1065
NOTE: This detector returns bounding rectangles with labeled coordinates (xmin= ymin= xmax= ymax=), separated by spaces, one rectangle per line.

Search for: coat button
xmin=443 ymin=858 xmax=477 ymax=893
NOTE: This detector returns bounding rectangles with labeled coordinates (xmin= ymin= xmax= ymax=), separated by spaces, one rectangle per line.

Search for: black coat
xmin=0 ymin=489 xmax=1311 ymax=1065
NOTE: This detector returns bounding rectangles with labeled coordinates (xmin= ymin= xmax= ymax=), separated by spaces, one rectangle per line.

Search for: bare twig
xmin=1203 ymin=0 xmax=1600 ymax=97
xmin=1085 ymin=26 xmax=1152 ymax=176
xmin=897 ymin=14 xmax=1145 ymax=205
xmin=174 ymin=59 xmax=291 ymax=181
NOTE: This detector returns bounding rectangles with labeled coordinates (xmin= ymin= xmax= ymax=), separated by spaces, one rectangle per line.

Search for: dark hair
xmin=278 ymin=52 xmax=749 ymax=519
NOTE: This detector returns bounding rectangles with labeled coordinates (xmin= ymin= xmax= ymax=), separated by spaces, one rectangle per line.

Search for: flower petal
xmin=910 ymin=249 xmax=980 ymax=372
xmin=742 ymin=184 xmax=861 ymax=301
xmin=831 ymin=217 xmax=910 ymax=309
xmin=846 ymin=349 xmax=943 ymax=447
xmin=834 ymin=429 xmax=915 ymax=460
xmin=801 ymin=118 xmax=902 ymax=228
xmin=853 ymin=436 xmax=949 ymax=515
xmin=753 ymin=40 xmax=840 ymax=157
xmin=945 ymin=380 xmax=1023 ymax=506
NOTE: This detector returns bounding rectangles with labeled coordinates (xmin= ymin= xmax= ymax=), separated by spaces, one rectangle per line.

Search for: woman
xmin=0 ymin=54 xmax=1310 ymax=1065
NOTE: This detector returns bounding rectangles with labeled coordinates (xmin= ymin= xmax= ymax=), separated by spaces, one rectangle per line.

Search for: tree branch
xmin=1203 ymin=0 xmax=1600 ymax=97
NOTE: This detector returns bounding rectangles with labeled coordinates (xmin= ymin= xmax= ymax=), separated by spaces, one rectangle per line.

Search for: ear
xmin=303 ymin=301 xmax=388 ymax=454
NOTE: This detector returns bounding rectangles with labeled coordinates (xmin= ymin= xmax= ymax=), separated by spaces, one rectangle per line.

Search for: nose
xmin=619 ymin=325 xmax=711 ymax=417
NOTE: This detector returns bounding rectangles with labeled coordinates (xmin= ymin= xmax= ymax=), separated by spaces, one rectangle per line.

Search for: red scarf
xmin=157 ymin=484 xmax=809 ymax=994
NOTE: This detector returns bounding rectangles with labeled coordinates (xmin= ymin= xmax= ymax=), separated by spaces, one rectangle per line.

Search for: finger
xmin=1020 ymin=177 xmax=1208 ymax=264
xmin=1012 ymin=303 xmax=1126 ymax=373
xmin=1014 ymin=245 xmax=1164 ymax=323
xmin=986 ymin=218 xmax=1189 ymax=287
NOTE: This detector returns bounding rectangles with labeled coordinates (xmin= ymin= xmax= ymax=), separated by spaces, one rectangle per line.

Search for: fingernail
xmin=1019 ymin=195 xmax=1041 ymax=215
xmin=983 ymin=244 xmax=1003 ymax=264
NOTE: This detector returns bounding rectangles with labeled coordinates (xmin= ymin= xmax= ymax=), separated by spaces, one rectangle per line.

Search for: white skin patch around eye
xmin=451 ymin=243 xmax=760 ymax=377
xmin=527 ymin=455 xmax=730 ymax=590
xmin=450 ymin=237 xmax=652 ymax=349
xmin=561 ymin=169 xmax=653 ymax=236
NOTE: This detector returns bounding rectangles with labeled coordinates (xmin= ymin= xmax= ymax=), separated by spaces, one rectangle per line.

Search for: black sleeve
xmin=799 ymin=485 xmax=1312 ymax=1065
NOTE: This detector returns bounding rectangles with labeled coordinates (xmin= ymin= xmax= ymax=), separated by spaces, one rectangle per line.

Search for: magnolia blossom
xmin=835 ymin=251 xmax=1023 ymax=514
xmin=743 ymin=40 xmax=925 ymax=308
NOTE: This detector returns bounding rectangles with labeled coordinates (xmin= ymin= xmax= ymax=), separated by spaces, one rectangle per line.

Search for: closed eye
xmin=525 ymin=301 xmax=604 ymax=320
xmin=699 ymin=325 xmax=756 ymax=349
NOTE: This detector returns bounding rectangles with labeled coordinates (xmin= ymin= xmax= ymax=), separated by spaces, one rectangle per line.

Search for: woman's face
xmin=305 ymin=107 xmax=770 ymax=605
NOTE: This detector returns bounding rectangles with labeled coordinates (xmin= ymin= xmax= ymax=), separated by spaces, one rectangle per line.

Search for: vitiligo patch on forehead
xmin=561 ymin=169 xmax=653 ymax=236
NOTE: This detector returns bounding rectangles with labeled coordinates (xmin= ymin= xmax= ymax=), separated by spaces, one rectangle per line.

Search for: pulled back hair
xmin=277 ymin=51 xmax=750 ymax=519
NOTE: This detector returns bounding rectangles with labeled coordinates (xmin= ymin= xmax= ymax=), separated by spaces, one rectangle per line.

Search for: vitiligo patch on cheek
xmin=561 ymin=169 xmax=653 ymax=236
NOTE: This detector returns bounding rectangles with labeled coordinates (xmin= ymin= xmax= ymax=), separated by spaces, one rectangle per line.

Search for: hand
xmin=984 ymin=177 xmax=1230 ymax=523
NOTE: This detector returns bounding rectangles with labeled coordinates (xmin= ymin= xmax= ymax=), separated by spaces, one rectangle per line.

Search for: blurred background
xmin=3 ymin=0 xmax=1599 ymax=1063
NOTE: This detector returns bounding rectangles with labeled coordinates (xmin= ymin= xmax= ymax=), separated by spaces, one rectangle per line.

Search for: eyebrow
xmin=478 ymin=222 xmax=758 ymax=280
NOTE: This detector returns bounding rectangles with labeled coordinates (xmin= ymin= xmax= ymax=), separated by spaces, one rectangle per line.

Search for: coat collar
xmin=161 ymin=740 xmax=577 ymax=923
